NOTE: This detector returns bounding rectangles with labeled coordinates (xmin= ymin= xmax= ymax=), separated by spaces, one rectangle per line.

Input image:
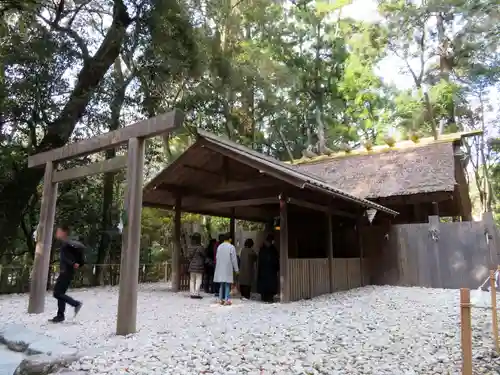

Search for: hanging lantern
xmin=273 ymin=216 xmax=280 ymax=231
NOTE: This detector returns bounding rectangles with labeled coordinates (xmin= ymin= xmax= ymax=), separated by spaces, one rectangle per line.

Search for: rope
xmin=0 ymin=262 xmax=169 ymax=270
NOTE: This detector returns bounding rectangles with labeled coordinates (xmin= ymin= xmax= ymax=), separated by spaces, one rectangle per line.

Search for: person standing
xmin=188 ymin=233 xmax=205 ymax=299
xmin=213 ymin=233 xmax=239 ymax=305
xmin=257 ymin=234 xmax=279 ymax=303
xmin=212 ymin=234 xmax=225 ymax=296
xmin=239 ymin=238 xmax=257 ymax=299
xmin=50 ymin=225 xmax=84 ymax=323
xmin=203 ymin=238 xmax=216 ymax=293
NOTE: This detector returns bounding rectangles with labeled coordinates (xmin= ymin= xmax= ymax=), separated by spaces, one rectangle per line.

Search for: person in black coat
xmin=203 ymin=239 xmax=216 ymax=293
xmin=257 ymin=234 xmax=279 ymax=303
xmin=50 ymin=224 xmax=84 ymax=323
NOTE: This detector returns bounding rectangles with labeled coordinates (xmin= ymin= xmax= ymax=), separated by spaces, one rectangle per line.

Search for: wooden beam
xmin=190 ymin=197 xmax=278 ymax=210
xmin=287 ymin=197 xmax=356 ymax=218
xmin=116 ymin=137 xmax=145 ymax=335
xmin=144 ymin=189 xmax=218 ymax=208
xmin=29 ymin=109 xmax=184 ymax=168
xmin=28 ymin=162 xmax=58 ymax=314
xmin=209 ymin=179 xmax=278 ymax=195
xmin=52 ymin=156 xmax=127 ymax=183
xmin=171 ymin=195 xmax=182 ymax=292
xmin=142 ymin=201 xmax=271 ymax=223
xmin=279 ymin=195 xmax=290 ymax=302
xmin=153 ymin=179 xmax=279 ymax=199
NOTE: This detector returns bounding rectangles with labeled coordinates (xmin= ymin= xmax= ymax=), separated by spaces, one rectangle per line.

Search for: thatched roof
xmin=143 ymin=130 xmax=398 ymax=219
xmin=295 ymin=137 xmax=462 ymax=199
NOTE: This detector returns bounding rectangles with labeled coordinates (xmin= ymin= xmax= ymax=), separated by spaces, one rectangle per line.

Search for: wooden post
xmin=279 ymin=196 xmax=289 ymax=302
xmin=357 ymin=217 xmax=365 ymax=286
xmin=483 ymin=212 xmax=499 ymax=266
xmin=171 ymin=195 xmax=182 ymax=292
xmin=460 ymin=288 xmax=473 ymax=375
xmin=491 ymin=270 xmax=499 ymax=353
xmin=164 ymin=261 xmax=169 ymax=282
xmin=230 ymin=211 xmax=236 ymax=244
xmin=116 ymin=137 xmax=145 ymax=335
xmin=432 ymin=201 xmax=439 ymax=216
xmin=28 ymin=162 xmax=58 ymax=314
xmin=326 ymin=213 xmax=334 ymax=293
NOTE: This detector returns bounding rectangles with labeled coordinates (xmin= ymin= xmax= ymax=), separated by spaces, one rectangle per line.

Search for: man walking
xmin=49 ymin=224 xmax=84 ymax=323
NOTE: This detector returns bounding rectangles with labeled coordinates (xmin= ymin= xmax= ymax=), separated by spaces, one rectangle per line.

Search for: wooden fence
xmin=0 ymin=263 xmax=172 ymax=294
xmin=288 ymin=258 xmax=367 ymax=301
xmin=361 ymin=213 xmax=500 ymax=289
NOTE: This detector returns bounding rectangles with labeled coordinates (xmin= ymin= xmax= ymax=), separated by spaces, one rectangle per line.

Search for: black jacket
xmin=59 ymin=240 xmax=85 ymax=273
xmin=257 ymin=244 xmax=280 ymax=296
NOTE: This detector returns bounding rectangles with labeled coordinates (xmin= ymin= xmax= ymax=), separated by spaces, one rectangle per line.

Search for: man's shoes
xmin=74 ymin=302 xmax=83 ymax=317
xmin=49 ymin=316 xmax=65 ymax=323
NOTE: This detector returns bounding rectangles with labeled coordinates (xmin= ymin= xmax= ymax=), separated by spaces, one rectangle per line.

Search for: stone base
xmin=14 ymin=353 xmax=81 ymax=375
xmin=0 ymin=324 xmax=81 ymax=375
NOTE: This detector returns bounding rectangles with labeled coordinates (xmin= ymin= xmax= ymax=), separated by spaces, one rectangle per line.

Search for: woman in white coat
xmin=213 ymin=233 xmax=239 ymax=305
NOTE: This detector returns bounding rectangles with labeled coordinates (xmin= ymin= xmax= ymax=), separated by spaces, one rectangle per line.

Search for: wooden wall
xmin=361 ymin=213 xmax=500 ymax=289
xmin=288 ymin=258 xmax=368 ymax=301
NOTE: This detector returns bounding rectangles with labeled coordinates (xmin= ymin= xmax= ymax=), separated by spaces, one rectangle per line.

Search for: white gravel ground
xmin=0 ymin=283 xmax=499 ymax=375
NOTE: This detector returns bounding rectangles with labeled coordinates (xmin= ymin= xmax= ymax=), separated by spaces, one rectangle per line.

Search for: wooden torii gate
xmin=26 ymin=110 xmax=183 ymax=335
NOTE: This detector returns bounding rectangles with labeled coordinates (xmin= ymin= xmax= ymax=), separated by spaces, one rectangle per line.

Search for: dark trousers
xmin=261 ymin=293 xmax=274 ymax=303
xmin=240 ymin=284 xmax=251 ymax=299
xmin=213 ymin=282 xmax=220 ymax=295
xmin=53 ymin=271 xmax=79 ymax=318
xmin=203 ymin=266 xmax=214 ymax=293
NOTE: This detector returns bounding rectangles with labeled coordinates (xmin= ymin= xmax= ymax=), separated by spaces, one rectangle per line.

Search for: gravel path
xmin=0 ymin=283 xmax=499 ymax=375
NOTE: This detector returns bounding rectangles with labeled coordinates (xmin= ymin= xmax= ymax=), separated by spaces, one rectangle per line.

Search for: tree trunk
xmin=436 ymin=13 xmax=455 ymax=130
xmin=314 ymin=22 xmax=326 ymax=153
xmin=0 ymin=1 xmax=131 ymax=248
xmin=93 ymin=60 xmax=128 ymax=285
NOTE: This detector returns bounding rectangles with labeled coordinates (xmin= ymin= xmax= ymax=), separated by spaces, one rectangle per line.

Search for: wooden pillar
xmin=483 ymin=211 xmax=499 ymax=265
xmin=460 ymin=288 xmax=473 ymax=375
xmin=432 ymin=201 xmax=439 ymax=216
xmin=413 ymin=204 xmax=422 ymax=223
xmin=171 ymin=195 xmax=182 ymax=292
xmin=326 ymin=213 xmax=334 ymax=293
xmin=230 ymin=209 xmax=236 ymax=244
xmin=279 ymin=196 xmax=289 ymax=302
xmin=28 ymin=162 xmax=58 ymax=313
xmin=116 ymin=137 xmax=145 ymax=335
xmin=357 ymin=217 xmax=365 ymax=286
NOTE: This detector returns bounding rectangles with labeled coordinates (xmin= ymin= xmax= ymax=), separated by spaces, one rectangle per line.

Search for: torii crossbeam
xmin=26 ymin=109 xmax=184 ymax=335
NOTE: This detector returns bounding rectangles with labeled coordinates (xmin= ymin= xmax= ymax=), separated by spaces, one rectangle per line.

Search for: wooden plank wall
xmin=362 ymin=216 xmax=500 ymax=289
xmin=288 ymin=258 xmax=364 ymax=301
xmin=289 ymin=259 xmax=311 ymax=300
